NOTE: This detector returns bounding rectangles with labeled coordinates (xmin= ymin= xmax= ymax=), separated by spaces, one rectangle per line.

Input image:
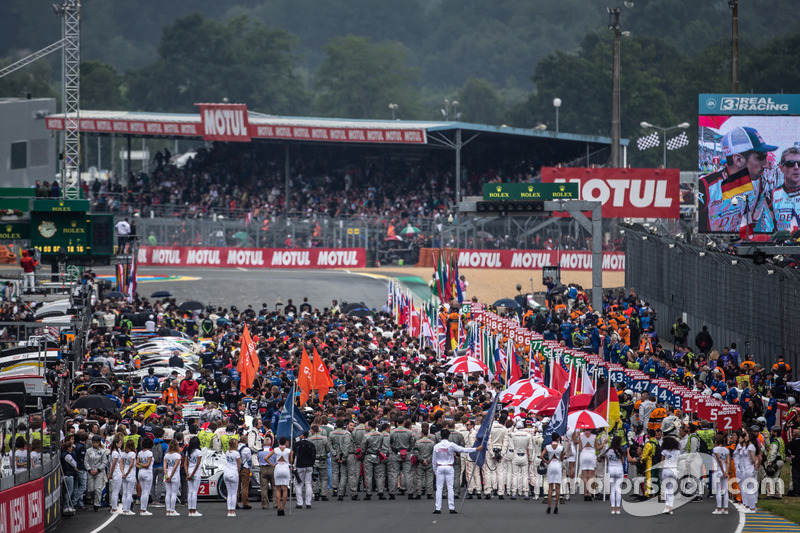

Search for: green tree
xmin=457 ymin=78 xmax=504 ymax=125
xmin=314 ymin=35 xmax=420 ymax=119
xmin=0 ymin=56 xmax=56 ymax=100
xmin=81 ymin=60 xmax=129 ymax=110
xmin=125 ymin=14 xmax=309 ymax=114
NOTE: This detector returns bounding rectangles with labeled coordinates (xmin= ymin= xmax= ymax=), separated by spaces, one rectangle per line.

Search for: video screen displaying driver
xmin=698 ymin=115 xmax=800 ymax=234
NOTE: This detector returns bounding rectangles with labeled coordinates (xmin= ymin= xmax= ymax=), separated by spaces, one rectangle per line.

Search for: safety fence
xmin=0 ymin=381 xmax=67 ymax=532
xmin=130 ymin=215 xmax=620 ymax=257
xmin=624 ymin=228 xmax=800 ymax=371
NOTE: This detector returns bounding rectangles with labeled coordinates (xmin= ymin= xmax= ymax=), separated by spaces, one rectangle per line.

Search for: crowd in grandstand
xmin=84 ymin=144 xmax=624 ymax=251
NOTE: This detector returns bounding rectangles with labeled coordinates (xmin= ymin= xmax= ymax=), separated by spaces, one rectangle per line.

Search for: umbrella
xmin=447 ymin=358 xmax=489 ymax=374
xmin=232 ymin=231 xmax=249 ymax=243
xmin=178 ymin=300 xmax=205 ymax=313
xmin=342 ymin=302 xmax=368 ymax=314
xmin=567 ymin=409 xmax=608 ymax=430
xmin=476 ymin=231 xmax=494 ymax=240
xmin=87 ymin=377 xmax=112 ymax=394
xmin=498 ymin=379 xmax=551 ymax=404
xmin=492 ymin=298 xmax=524 ymax=317
xmin=445 ymin=355 xmax=483 ymax=366
xmin=526 ymin=393 xmax=593 ymax=415
xmin=105 ymin=291 xmax=125 ymax=300
xmin=151 ymin=290 xmax=172 ymax=298
xmin=347 ymin=308 xmax=374 ymax=318
xmin=0 ymin=400 xmax=20 ymax=419
xmin=698 ymin=115 xmax=731 ymax=130
xmin=385 ymin=235 xmax=403 ymax=241
xmin=400 ymin=225 xmax=421 ymax=235
xmin=71 ymin=394 xmax=119 ymax=413
xmin=513 ymin=386 xmax=559 ymax=409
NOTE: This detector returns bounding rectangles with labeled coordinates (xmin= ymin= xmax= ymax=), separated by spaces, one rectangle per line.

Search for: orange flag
xmin=298 ymin=346 xmax=313 ymax=405
xmin=237 ymin=325 xmax=258 ymax=393
xmin=311 ymin=347 xmax=333 ymax=400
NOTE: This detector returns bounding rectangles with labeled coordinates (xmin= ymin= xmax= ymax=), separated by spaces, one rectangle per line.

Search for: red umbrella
xmin=525 ymin=393 xmax=593 ymax=415
xmin=568 ymin=410 xmax=608 ymax=430
xmin=446 ymin=358 xmax=489 ymax=374
xmin=498 ymin=379 xmax=551 ymax=405
xmin=698 ymin=115 xmax=730 ymax=130
xmin=514 ymin=387 xmax=560 ymax=409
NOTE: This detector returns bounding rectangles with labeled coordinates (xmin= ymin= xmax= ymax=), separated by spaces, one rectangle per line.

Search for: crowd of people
xmin=8 ymin=277 xmax=799 ymax=521
xmin=83 ymin=144 xmax=618 ymax=253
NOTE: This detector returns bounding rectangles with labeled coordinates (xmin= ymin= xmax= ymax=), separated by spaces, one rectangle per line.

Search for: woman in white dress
xmin=711 ymin=433 xmax=730 ymax=515
xmin=574 ymin=429 xmax=597 ymax=501
xmin=660 ymin=436 xmax=681 ymax=514
xmin=265 ymin=436 xmax=293 ymax=516
xmin=604 ymin=436 xmax=625 ymax=515
xmin=184 ymin=436 xmax=203 ymax=517
xmin=163 ymin=440 xmax=183 ymax=516
xmin=120 ymin=439 xmax=137 ymax=515
xmin=107 ymin=434 xmax=124 ymax=513
xmin=137 ymin=437 xmax=155 ymax=516
xmin=739 ymin=431 xmax=760 ymax=514
xmin=223 ymin=438 xmax=241 ymax=517
xmin=540 ymin=434 xmax=564 ymax=514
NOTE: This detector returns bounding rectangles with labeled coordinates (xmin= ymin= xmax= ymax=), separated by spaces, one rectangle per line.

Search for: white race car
xmin=198 ymin=448 xmax=261 ymax=501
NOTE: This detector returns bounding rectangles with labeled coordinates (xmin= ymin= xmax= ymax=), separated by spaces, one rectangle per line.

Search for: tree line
xmin=1 ymin=3 xmax=799 ymax=170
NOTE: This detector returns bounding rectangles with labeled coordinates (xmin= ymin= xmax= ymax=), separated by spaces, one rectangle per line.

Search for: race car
xmin=198 ymin=448 xmax=262 ymax=501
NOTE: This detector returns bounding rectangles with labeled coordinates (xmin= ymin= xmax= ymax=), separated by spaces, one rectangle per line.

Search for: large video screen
xmin=698 ymin=98 xmax=800 ymax=234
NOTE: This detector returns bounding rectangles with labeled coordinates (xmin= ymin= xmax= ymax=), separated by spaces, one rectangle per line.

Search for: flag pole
xmin=289 ymin=382 xmax=295 ymax=515
xmin=458 ymin=403 xmax=495 ymax=514
xmin=603 ymin=378 xmax=611 ymax=502
xmin=458 ymin=462 xmax=479 ymax=513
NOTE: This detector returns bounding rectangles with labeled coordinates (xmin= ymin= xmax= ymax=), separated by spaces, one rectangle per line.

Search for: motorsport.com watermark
xmin=551 ymin=453 xmax=784 ymax=517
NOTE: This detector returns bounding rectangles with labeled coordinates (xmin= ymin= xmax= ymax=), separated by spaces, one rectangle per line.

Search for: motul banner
xmin=46 ymin=110 xmax=429 ymax=145
xmin=454 ymin=250 xmax=625 ymax=271
xmin=0 ymin=478 xmax=45 ymax=533
xmin=45 ymin=117 xmax=201 ymax=136
xmin=196 ymin=103 xmax=251 ymax=142
xmin=541 ymin=167 xmax=680 ymax=219
xmin=252 ymin=124 xmax=426 ymax=144
xmin=137 ymin=246 xmax=365 ymax=268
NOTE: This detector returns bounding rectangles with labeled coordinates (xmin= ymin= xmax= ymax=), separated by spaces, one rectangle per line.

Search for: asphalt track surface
xmin=110 ymin=266 xmax=392 ymax=312
xmin=58 ymin=495 xmax=739 ymax=533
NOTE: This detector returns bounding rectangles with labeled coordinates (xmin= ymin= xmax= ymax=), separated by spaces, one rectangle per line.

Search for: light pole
xmin=640 ymin=121 xmax=690 ymax=168
xmin=729 ymin=0 xmax=739 ymax=93
xmin=553 ymin=98 xmax=561 ymax=133
xmin=608 ymin=1 xmax=633 ymax=167
xmin=388 ymin=103 xmax=399 ymax=120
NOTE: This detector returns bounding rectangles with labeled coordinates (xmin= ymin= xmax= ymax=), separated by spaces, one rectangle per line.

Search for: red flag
xmin=509 ymin=349 xmax=523 ymax=385
xmin=237 ymin=325 xmax=258 ymax=393
xmin=298 ymin=346 xmax=313 ymax=405
xmin=311 ymin=347 xmax=333 ymax=400
xmin=551 ymin=362 xmax=570 ymax=392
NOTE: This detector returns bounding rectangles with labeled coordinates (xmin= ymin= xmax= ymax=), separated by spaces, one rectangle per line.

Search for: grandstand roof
xmin=45 ymin=108 xmax=627 ymax=147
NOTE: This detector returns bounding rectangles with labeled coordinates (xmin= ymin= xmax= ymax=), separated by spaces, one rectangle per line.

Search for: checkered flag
xmin=637 ymin=131 xmax=660 ymax=151
xmin=666 ymin=131 xmax=689 ymax=151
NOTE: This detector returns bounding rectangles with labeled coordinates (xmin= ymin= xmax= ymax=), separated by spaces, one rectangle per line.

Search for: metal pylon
xmin=61 ymin=1 xmax=81 ymax=200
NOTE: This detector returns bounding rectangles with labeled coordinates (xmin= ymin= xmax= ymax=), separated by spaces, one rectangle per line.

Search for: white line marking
xmin=237 ymin=267 xmax=248 ymax=272
xmin=734 ymin=505 xmax=746 ymax=533
xmin=87 ymin=511 xmax=118 ymax=533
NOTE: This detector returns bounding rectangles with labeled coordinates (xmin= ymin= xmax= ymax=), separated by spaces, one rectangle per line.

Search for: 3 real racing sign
xmin=699 ymin=94 xmax=797 ymax=114
xmin=482 ymin=182 xmax=580 ymax=201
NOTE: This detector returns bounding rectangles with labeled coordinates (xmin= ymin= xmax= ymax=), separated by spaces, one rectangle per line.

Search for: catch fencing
xmin=624 ymin=228 xmax=800 ymax=371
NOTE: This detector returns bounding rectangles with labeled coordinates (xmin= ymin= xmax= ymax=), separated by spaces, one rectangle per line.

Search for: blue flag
xmin=469 ymin=393 xmax=500 ymax=467
xmin=542 ymin=381 xmax=570 ymax=446
xmin=276 ymin=384 xmax=311 ymax=439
